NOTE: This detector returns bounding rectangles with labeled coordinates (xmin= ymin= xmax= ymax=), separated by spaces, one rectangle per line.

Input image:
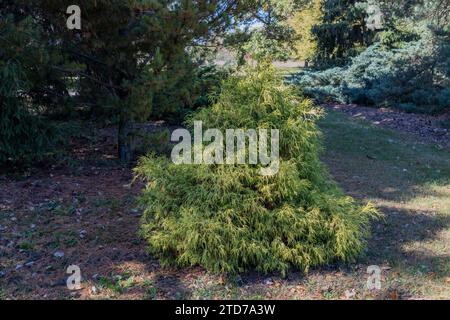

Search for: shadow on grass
xmin=365 ymin=205 xmax=449 ymax=274
xmin=320 ymin=110 xmax=450 ymax=200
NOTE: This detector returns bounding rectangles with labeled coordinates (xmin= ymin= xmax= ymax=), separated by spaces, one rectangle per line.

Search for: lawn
xmin=318 ymin=110 xmax=450 ymax=299
xmin=0 ymin=109 xmax=448 ymax=300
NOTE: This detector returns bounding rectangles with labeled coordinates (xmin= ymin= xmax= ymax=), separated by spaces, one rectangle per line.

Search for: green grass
xmin=141 ymin=279 xmax=158 ymax=300
xmin=318 ymin=110 xmax=450 ymax=299
xmin=92 ymin=197 xmax=123 ymax=212
xmin=319 ymin=110 xmax=450 ymax=204
xmin=49 ymin=231 xmax=79 ymax=248
xmin=17 ymin=241 xmax=34 ymax=251
xmin=276 ymin=66 xmax=303 ymax=77
xmin=320 ymin=110 xmax=450 ymax=185
xmin=97 ymin=273 xmax=137 ymax=296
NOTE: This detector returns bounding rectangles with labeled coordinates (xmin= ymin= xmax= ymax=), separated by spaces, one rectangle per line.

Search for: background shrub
xmin=292 ymin=1 xmax=450 ymax=114
xmin=135 ymin=65 xmax=378 ymax=275
xmin=292 ymin=34 xmax=450 ymax=114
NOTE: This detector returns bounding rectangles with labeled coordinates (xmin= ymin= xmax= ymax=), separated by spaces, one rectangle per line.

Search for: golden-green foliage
xmin=135 ymin=65 xmax=378 ymax=275
xmin=289 ymin=0 xmax=323 ymax=62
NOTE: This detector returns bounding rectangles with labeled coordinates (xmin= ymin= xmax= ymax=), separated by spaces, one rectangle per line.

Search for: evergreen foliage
xmin=135 ymin=65 xmax=378 ymax=275
xmin=38 ymin=0 xmax=256 ymax=161
xmin=0 ymin=62 xmax=64 ymax=166
xmin=312 ymin=0 xmax=375 ymax=67
xmin=225 ymin=0 xmax=306 ymax=62
xmin=289 ymin=0 xmax=323 ymax=63
xmin=292 ymin=1 xmax=450 ymax=114
xmin=151 ymin=64 xmax=229 ymax=123
xmin=0 ymin=12 xmax=66 ymax=166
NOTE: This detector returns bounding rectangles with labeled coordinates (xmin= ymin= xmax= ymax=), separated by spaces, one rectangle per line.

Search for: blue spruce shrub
xmin=293 ymin=32 xmax=450 ymax=114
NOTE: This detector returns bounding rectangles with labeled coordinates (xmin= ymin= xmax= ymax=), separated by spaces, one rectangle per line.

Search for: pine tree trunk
xmin=118 ymin=113 xmax=134 ymax=163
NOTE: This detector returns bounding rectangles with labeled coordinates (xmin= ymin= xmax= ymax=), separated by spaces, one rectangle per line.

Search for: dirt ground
xmin=0 ymin=106 xmax=449 ymax=300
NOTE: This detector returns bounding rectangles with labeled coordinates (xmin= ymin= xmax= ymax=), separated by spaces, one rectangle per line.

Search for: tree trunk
xmin=118 ymin=112 xmax=134 ymax=163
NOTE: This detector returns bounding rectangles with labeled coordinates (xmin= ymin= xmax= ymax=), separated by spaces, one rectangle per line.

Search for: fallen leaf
xmin=389 ymin=290 xmax=399 ymax=300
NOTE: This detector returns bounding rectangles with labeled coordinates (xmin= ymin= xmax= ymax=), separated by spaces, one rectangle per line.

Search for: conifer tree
xmin=225 ymin=0 xmax=309 ymax=62
xmin=289 ymin=0 xmax=323 ymax=64
xmin=312 ymin=0 xmax=374 ymax=67
xmin=0 ymin=2 xmax=68 ymax=165
xmin=38 ymin=0 xmax=255 ymax=162
xmin=135 ymin=65 xmax=379 ymax=274
xmin=293 ymin=0 xmax=449 ymax=114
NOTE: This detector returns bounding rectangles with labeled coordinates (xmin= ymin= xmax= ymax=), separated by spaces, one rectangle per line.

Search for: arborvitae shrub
xmin=135 ymin=65 xmax=378 ymax=275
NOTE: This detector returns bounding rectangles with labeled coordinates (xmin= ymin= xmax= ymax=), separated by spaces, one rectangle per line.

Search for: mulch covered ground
xmin=323 ymin=104 xmax=450 ymax=149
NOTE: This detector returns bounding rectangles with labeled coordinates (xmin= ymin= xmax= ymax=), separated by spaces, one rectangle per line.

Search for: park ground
xmin=0 ymin=105 xmax=449 ymax=300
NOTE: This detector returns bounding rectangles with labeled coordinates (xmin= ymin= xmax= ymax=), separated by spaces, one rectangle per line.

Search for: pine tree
xmin=38 ymin=0 xmax=253 ymax=162
xmin=225 ymin=0 xmax=307 ymax=62
xmin=292 ymin=0 xmax=450 ymax=114
xmin=0 ymin=3 xmax=68 ymax=166
xmin=312 ymin=0 xmax=374 ymax=67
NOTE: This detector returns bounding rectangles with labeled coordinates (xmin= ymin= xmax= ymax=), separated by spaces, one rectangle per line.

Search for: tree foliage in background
xmin=0 ymin=7 xmax=68 ymax=166
xmin=293 ymin=0 xmax=450 ymax=114
xmin=1 ymin=1 xmax=311 ymax=166
xmin=225 ymin=0 xmax=308 ymax=62
xmin=289 ymin=0 xmax=323 ymax=64
xmin=34 ymin=0 xmax=257 ymax=162
xmin=135 ymin=65 xmax=378 ymax=274
xmin=312 ymin=0 xmax=375 ymax=67
xmin=151 ymin=64 xmax=230 ymax=123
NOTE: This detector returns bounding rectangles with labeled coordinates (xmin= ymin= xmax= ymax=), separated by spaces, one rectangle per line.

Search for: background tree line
xmin=1 ymin=0 xmax=449 ymax=167
xmin=291 ymin=0 xmax=449 ymax=114
xmin=0 ymin=0 xmax=305 ymax=165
